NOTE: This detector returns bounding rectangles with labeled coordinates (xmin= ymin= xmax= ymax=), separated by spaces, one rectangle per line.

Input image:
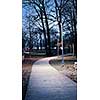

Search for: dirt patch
xmin=22 ymin=57 xmax=44 ymax=100
xmin=49 ymin=56 xmax=77 ymax=82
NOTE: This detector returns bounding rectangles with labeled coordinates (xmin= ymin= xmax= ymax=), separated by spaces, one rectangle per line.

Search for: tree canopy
xmin=22 ymin=0 xmax=77 ymax=56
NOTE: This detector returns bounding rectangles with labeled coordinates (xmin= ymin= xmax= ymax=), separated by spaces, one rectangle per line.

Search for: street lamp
xmin=60 ymin=22 xmax=64 ymax=67
xmin=57 ymin=33 xmax=60 ymax=57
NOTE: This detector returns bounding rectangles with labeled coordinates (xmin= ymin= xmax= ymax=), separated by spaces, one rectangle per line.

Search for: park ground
xmin=49 ymin=55 xmax=77 ymax=82
xmin=22 ymin=55 xmax=77 ymax=100
xmin=22 ymin=56 xmax=45 ymax=100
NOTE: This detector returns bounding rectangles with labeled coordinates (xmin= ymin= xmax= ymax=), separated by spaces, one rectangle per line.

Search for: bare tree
xmin=22 ymin=0 xmax=77 ymax=56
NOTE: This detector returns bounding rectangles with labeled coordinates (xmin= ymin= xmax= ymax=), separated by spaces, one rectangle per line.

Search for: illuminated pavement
xmin=25 ymin=57 xmax=77 ymax=100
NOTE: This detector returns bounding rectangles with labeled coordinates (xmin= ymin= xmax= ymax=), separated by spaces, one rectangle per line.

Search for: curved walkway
xmin=25 ymin=57 xmax=77 ymax=100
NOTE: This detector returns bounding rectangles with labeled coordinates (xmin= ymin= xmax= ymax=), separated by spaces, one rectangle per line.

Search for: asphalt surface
xmin=25 ymin=57 xmax=77 ymax=100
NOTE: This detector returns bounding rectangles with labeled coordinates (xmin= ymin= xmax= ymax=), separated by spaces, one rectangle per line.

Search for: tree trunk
xmin=42 ymin=1 xmax=51 ymax=56
xmin=40 ymin=6 xmax=48 ymax=56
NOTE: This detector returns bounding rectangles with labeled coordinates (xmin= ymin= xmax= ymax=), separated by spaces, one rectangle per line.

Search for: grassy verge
xmin=22 ymin=57 xmax=44 ymax=100
xmin=49 ymin=56 xmax=77 ymax=82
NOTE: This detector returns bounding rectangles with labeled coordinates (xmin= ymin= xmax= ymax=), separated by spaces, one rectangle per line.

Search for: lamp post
xmin=57 ymin=9 xmax=64 ymax=66
xmin=57 ymin=33 xmax=59 ymax=57
xmin=60 ymin=22 xmax=64 ymax=67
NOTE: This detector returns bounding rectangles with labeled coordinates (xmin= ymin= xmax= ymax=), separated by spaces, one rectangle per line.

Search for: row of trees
xmin=22 ymin=0 xmax=77 ymax=56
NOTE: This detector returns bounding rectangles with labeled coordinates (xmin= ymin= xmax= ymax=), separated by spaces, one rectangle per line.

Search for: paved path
xmin=25 ymin=57 xmax=77 ymax=100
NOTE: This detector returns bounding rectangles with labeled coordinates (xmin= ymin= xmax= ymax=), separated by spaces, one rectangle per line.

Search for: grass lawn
xmin=49 ymin=56 xmax=77 ymax=82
